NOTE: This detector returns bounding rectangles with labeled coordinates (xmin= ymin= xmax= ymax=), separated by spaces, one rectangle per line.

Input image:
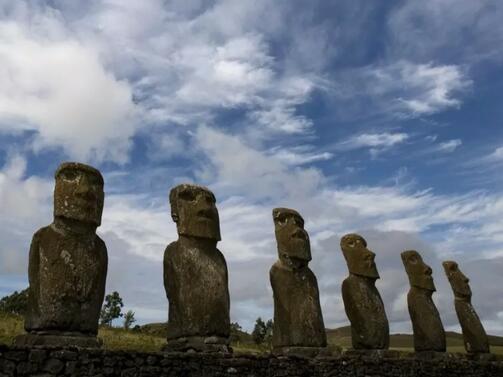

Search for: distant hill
xmin=326 ymin=325 xmax=503 ymax=349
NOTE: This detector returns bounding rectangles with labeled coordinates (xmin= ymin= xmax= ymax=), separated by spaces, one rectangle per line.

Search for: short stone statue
xmin=401 ymin=250 xmax=445 ymax=353
xmin=16 ymin=162 xmax=107 ymax=348
xmin=443 ymin=261 xmax=490 ymax=355
xmin=340 ymin=234 xmax=389 ymax=350
xmin=270 ymin=208 xmax=327 ymax=357
xmin=164 ymin=184 xmax=230 ymax=352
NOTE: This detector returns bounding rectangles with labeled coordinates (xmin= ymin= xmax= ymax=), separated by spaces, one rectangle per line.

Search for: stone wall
xmin=1 ymin=345 xmax=502 ymax=377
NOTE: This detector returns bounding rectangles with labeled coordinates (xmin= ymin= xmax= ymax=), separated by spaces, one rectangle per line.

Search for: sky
xmin=1 ymin=0 xmax=503 ymax=335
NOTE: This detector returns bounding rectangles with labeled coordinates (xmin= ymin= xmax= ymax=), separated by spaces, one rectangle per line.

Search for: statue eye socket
xmin=277 ymin=216 xmax=287 ymax=225
xmin=179 ymin=190 xmax=195 ymax=201
xmin=347 ymin=240 xmax=355 ymax=248
xmin=293 ymin=217 xmax=302 ymax=227
xmin=88 ymin=174 xmax=101 ymax=186
xmin=61 ymin=170 xmax=78 ymax=181
xmin=205 ymin=194 xmax=215 ymax=204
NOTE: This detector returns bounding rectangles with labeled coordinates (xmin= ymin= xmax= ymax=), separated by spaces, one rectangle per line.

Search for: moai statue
xmin=164 ymin=184 xmax=230 ymax=352
xmin=15 ymin=162 xmax=107 ymax=348
xmin=443 ymin=261 xmax=490 ymax=355
xmin=401 ymin=250 xmax=446 ymax=353
xmin=340 ymin=234 xmax=389 ymax=350
xmin=270 ymin=208 xmax=327 ymax=357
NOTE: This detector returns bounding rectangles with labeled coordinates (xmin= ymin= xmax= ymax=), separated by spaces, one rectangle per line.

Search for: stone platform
xmin=0 ymin=344 xmax=502 ymax=376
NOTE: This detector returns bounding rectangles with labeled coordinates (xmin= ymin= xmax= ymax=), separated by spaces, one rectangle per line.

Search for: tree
xmin=230 ymin=322 xmax=242 ymax=343
xmin=252 ymin=317 xmax=266 ymax=345
xmin=123 ymin=310 xmax=136 ymax=330
xmin=252 ymin=317 xmax=274 ymax=346
xmin=0 ymin=288 xmax=29 ymax=315
xmin=264 ymin=319 xmax=274 ymax=346
xmin=100 ymin=291 xmax=124 ymax=326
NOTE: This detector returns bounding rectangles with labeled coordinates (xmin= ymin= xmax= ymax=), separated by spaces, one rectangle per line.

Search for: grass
xmin=1 ymin=313 xmax=502 ymax=355
xmin=0 ymin=313 xmax=166 ymax=352
xmin=99 ymin=327 xmax=166 ymax=352
xmin=0 ymin=312 xmax=24 ymax=345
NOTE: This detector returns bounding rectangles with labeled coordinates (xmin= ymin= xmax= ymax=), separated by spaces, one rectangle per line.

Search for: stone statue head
xmin=340 ymin=233 xmax=379 ymax=279
xmin=169 ymin=184 xmax=221 ymax=241
xmin=54 ymin=162 xmax=104 ymax=226
xmin=401 ymin=250 xmax=435 ymax=291
xmin=442 ymin=261 xmax=471 ymax=300
xmin=273 ymin=208 xmax=311 ymax=268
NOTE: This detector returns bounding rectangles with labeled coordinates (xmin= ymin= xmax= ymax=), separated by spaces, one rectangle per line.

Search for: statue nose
xmin=292 ymin=229 xmax=307 ymax=240
xmin=197 ymin=208 xmax=213 ymax=218
xmin=75 ymin=176 xmax=92 ymax=196
xmin=424 ymin=266 xmax=432 ymax=275
xmin=364 ymin=250 xmax=375 ymax=261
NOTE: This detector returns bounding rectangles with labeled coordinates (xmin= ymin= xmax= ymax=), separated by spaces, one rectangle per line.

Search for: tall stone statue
xmin=270 ymin=208 xmax=327 ymax=357
xmin=340 ymin=234 xmax=389 ymax=350
xmin=16 ymin=162 xmax=107 ymax=348
xmin=401 ymin=250 xmax=445 ymax=352
xmin=164 ymin=184 xmax=230 ymax=352
xmin=443 ymin=261 xmax=490 ymax=355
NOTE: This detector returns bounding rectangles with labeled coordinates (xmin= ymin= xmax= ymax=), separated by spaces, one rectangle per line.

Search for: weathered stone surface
xmin=14 ymin=333 xmax=102 ymax=348
xmin=163 ymin=184 xmax=230 ymax=352
xmin=443 ymin=261 xmax=490 ymax=354
xmin=340 ymin=234 xmax=389 ymax=350
xmin=270 ymin=208 xmax=327 ymax=355
xmin=18 ymin=162 xmax=107 ymax=348
xmin=1 ymin=345 xmax=503 ymax=377
xmin=401 ymin=250 xmax=446 ymax=352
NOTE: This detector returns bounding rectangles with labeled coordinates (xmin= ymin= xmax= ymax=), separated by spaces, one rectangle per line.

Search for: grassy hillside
xmin=1 ymin=313 xmax=502 ymax=355
xmin=326 ymin=326 xmax=503 ymax=354
xmin=0 ymin=313 xmax=166 ymax=352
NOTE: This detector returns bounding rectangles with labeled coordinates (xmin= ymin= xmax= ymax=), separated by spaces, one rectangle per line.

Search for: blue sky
xmin=1 ymin=0 xmax=503 ymax=334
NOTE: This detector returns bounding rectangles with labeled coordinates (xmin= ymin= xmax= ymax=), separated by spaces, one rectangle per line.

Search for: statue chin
xmin=280 ymin=255 xmax=308 ymax=270
xmin=412 ymin=278 xmax=436 ymax=292
xmin=349 ymin=265 xmax=379 ymax=279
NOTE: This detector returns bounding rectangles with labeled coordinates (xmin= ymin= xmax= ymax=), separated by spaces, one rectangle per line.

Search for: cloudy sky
xmin=1 ymin=0 xmax=503 ymax=335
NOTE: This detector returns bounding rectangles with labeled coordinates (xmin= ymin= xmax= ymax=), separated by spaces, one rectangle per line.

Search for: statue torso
xmin=454 ymin=299 xmax=489 ymax=353
xmin=407 ymin=288 xmax=445 ymax=351
xmin=27 ymin=225 xmax=107 ymax=334
xmin=341 ymin=274 xmax=389 ymax=349
xmin=164 ymin=240 xmax=230 ymax=339
xmin=270 ymin=262 xmax=326 ymax=348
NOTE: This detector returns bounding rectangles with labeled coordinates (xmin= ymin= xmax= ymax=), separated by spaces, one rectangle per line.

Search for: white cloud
xmin=332 ymin=61 xmax=471 ymax=119
xmin=488 ymin=146 xmax=503 ymax=161
xmin=338 ymin=132 xmax=409 ymax=150
xmin=0 ymin=0 xmax=322 ymax=163
xmin=74 ymin=0 xmax=318 ymax=138
xmin=267 ymin=146 xmax=333 ymax=166
xmin=0 ymin=155 xmax=52 ymax=220
xmin=173 ymin=34 xmax=274 ymax=108
xmin=389 ymin=0 xmax=503 ymax=63
xmin=395 ymin=62 xmax=470 ymax=115
xmin=0 ymin=156 xmax=52 ymax=275
xmin=194 ymin=126 xmax=324 ymax=201
xmin=0 ymin=21 xmax=137 ymax=163
xmin=436 ymin=139 xmax=462 ymax=153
